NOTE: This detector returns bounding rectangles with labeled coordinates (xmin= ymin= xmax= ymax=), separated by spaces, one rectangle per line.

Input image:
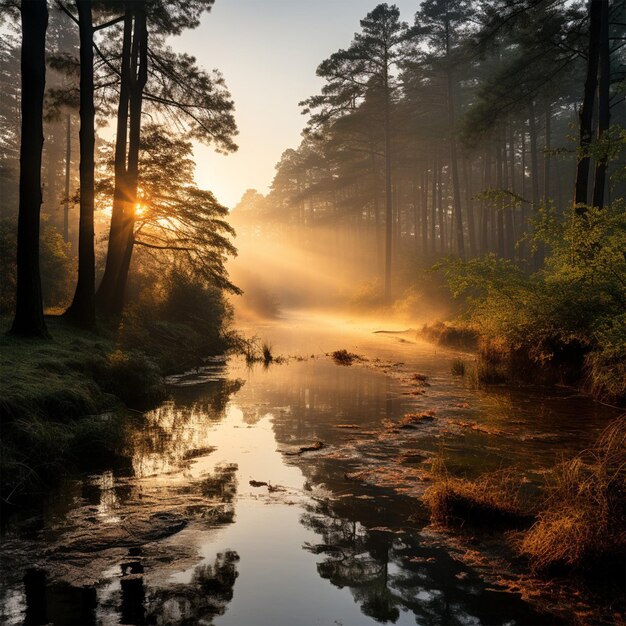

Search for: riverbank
xmin=418 ymin=320 xmax=626 ymax=406
xmin=0 ymin=318 xmax=164 ymax=500
xmin=1 ymin=309 xmax=622 ymax=625
xmin=0 ymin=311 xmax=236 ymax=501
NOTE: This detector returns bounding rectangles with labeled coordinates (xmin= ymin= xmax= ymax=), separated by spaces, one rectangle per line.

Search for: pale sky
xmin=174 ymin=0 xmax=419 ymax=208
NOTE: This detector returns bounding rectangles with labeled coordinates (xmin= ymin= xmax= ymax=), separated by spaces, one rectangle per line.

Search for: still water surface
xmin=1 ymin=312 xmax=618 ymax=625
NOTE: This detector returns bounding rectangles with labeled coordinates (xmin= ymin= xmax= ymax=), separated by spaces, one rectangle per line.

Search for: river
xmin=0 ymin=310 xmax=620 ymax=625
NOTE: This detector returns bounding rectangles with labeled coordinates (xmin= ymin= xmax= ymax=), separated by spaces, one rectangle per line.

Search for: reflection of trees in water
xmin=18 ymin=550 xmax=240 ymax=626
xmin=241 ymin=361 xmax=402 ymax=445
xmin=201 ymin=462 xmax=238 ymax=508
xmin=302 ymin=500 xmax=401 ymax=624
xmin=142 ymin=551 xmax=240 ymax=625
xmin=301 ymin=497 xmax=553 ymax=626
xmin=123 ymin=379 xmax=243 ymax=478
xmin=20 ymin=568 xmax=98 ymax=626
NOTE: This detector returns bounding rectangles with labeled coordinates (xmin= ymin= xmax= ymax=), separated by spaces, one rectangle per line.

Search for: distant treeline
xmin=234 ymin=0 xmax=625 ymax=298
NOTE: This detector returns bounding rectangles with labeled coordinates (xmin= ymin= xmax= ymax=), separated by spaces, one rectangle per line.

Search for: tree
xmin=574 ymin=0 xmax=604 ymax=210
xmin=96 ymin=124 xmax=239 ymax=294
xmin=11 ymin=0 xmax=49 ymax=337
xmin=412 ymin=0 xmax=476 ymax=259
xmin=302 ymin=3 xmax=409 ymax=301
xmin=63 ymin=0 xmax=96 ymax=328
xmin=95 ymin=0 xmax=237 ymax=318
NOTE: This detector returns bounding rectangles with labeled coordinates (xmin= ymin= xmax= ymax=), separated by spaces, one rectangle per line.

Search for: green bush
xmin=439 ymin=201 xmax=626 ymax=402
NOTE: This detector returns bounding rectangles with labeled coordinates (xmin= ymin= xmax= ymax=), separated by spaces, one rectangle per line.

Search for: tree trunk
xmin=519 ymin=126 xmax=527 ymax=262
xmin=446 ymin=22 xmax=464 ymax=258
xmin=63 ymin=112 xmax=71 ymax=243
xmin=496 ymin=140 xmax=505 ymax=258
xmin=527 ymin=103 xmax=541 ymax=268
xmin=111 ymin=0 xmax=148 ymax=317
xmin=480 ymin=146 xmax=490 ymax=254
xmin=11 ymin=0 xmax=49 ymax=338
xmin=544 ymin=99 xmax=551 ymax=201
xmin=383 ymin=67 xmax=393 ymax=301
xmin=96 ymin=4 xmax=133 ymax=312
xmin=592 ymin=0 xmax=610 ymax=209
xmin=421 ymin=164 xmax=428 ymax=258
xmin=430 ymin=154 xmax=436 ymax=252
xmin=463 ymin=156 xmax=476 ymax=257
xmin=64 ymin=0 xmax=96 ymax=329
xmin=574 ymin=0 xmax=603 ymax=211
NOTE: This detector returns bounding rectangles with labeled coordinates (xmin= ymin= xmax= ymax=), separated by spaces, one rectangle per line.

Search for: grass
xmin=236 ymin=335 xmax=279 ymax=366
xmin=1 ymin=412 xmax=128 ymax=503
xmin=423 ymin=417 xmax=626 ymax=577
xmin=450 ymin=359 xmax=466 ymax=376
xmin=0 ymin=316 xmax=166 ymax=498
xmin=423 ymin=465 xmax=530 ymax=528
xmin=519 ymin=416 xmax=626 ymax=572
xmin=331 ymin=349 xmax=361 ymax=366
xmin=262 ymin=341 xmax=273 ymax=365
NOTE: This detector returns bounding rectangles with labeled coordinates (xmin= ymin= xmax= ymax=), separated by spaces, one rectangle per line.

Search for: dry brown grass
xmin=398 ymin=411 xmax=436 ymax=428
xmin=424 ymin=458 xmax=529 ymax=528
xmin=519 ymin=416 xmax=626 ymax=572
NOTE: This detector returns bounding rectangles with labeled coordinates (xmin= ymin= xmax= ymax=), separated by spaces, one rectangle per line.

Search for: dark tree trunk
xmin=63 ymin=112 xmax=71 ymax=243
xmin=430 ymin=153 xmax=436 ymax=251
xmin=496 ymin=140 xmax=505 ymax=258
xmin=111 ymin=0 xmax=148 ymax=317
xmin=519 ymin=126 xmax=527 ymax=262
xmin=592 ymin=0 xmax=610 ymax=209
xmin=11 ymin=0 xmax=49 ymax=338
xmin=64 ymin=0 xmax=96 ymax=329
xmin=574 ymin=0 xmax=603 ymax=211
xmin=463 ymin=156 xmax=476 ymax=257
xmin=436 ymin=157 xmax=445 ymax=254
xmin=544 ymin=100 xmax=551 ymax=202
xmin=528 ymin=102 xmax=542 ymax=269
xmin=480 ymin=146 xmax=490 ymax=254
xmin=370 ymin=146 xmax=382 ymax=273
xmin=96 ymin=4 xmax=133 ymax=312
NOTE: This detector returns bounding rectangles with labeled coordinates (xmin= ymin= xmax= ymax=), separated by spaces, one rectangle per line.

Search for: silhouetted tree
xmin=11 ymin=0 xmax=49 ymax=337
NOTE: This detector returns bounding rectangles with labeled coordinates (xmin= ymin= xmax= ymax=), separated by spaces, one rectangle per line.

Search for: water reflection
xmin=301 ymin=497 xmax=559 ymax=626
xmin=1 ymin=330 xmax=617 ymax=625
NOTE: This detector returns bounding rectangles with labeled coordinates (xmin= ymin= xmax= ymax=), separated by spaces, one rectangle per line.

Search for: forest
xmin=0 ymin=1 xmax=625 ymax=625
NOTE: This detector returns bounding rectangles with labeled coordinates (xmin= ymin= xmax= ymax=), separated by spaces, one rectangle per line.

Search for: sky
xmin=174 ymin=0 xmax=419 ymax=208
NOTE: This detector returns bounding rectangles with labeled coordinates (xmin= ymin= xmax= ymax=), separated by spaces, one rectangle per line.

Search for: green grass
xmin=0 ymin=316 xmax=166 ymax=498
xmin=0 ymin=317 xmax=165 ymax=422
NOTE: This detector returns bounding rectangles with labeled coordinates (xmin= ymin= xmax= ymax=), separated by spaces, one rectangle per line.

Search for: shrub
xmin=439 ymin=202 xmax=626 ymax=402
